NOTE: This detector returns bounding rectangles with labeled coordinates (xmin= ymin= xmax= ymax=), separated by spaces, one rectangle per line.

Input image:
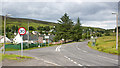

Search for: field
xmin=88 ymin=36 xmax=118 ymax=55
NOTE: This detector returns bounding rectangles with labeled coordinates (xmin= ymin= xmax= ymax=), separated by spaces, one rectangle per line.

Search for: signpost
xmin=18 ymin=27 xmax=26 ymax=57
xmin=62 ymin=39 xmax=64 ymax=44
xmin=45 ymin=36 xmax=49 ymax=46
xmin=43 ymin=40 xmax=46 ymax=46
xmin=91 ymin=36 xmax=96 ymax=46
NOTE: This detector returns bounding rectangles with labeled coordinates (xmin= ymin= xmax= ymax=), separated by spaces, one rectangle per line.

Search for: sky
xmin=1 ymin=0 xmax=119 ymax=29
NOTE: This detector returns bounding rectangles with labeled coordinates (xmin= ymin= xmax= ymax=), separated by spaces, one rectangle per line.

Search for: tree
xmin=11 ymin=25 xmax=18 ymax=33
xmin=6 ymin=26 xmax=11 ymax=33
xmin=54 ymin=13 xmax=74 ymax=42
xmin=29 ymin=26 xmax=35 ymax=31
xmin=44 ymin=26 xmax=50 ymax=31
xmin=72 ymin=17 xmax=82 ymax=41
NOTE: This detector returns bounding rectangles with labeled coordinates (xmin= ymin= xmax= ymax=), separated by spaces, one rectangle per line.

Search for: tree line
xmin=5 ymin=25 xmax=51 ymax=39
xmin=53 ymin=13 xmax=115 ymax=42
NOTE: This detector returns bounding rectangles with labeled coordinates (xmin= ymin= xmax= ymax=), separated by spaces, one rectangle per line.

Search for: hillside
xmin=1 ymin=16 xmax=57 ymax=30
xmin=0 ymin=15 xmax=111 ymax=39
xmin=1 ymin=16 xmax=108 ymax=31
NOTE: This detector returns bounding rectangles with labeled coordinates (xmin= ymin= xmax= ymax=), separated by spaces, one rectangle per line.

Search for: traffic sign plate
xmin=18 ymin=27 xmax=26 ymax=35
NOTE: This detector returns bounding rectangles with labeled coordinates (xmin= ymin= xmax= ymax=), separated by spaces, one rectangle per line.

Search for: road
xmin=4 ymin=41 xmax=118 ymax=66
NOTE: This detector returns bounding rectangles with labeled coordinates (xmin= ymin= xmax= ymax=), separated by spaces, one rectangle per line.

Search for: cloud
xmin=1 ymin=2 xmax=118 ymax=29
xmin=2 ymin=0 xmax=119 ymax=2
xmin=82 ymin=21 xmax=116 ymax=29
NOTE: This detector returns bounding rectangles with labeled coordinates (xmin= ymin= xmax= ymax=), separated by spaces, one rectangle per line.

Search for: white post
xmin=116 ymin=14 xmax=118 ymax=50
xmin=21 ymin=35 xmax=23 ymax=56
xmin=112 ymin=12 xmax=118 ymax=50
xmin=87 ymin=31 xmax=88 ymax=39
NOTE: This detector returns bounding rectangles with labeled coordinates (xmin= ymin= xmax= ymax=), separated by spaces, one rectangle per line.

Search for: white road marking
xmin=64 ymin=56 xmax=68 ymax=58
xmin=78 ymin=64 xmax=83 ymax=66
xmin=70 ymin=60 xmax=73 ymax=62
xmin=55 ymin=46 xmax=59 ymax=51
xmin=64 ymin=55 xmax=83 ymax=66
xmin=97 ymin=55 xmax=118 ymax=62
xmin=87 ymin=64 xmax=91 ymax=66
xmin=76 ymin=45 xmax=88 ymax=53
xmin=35 ymin=57 xmax=61 ymax=66
xmin=44 ymin=60 xmax=60 ymax=66
xmin=55 ymin=46 xmax=61 ymax=52
xmin=68 ymin=58 xmax=71 ymax=60
xmin=58 ymin=46 xmax=61 ymax=52
xmin=82 ymin=50 xmax=88 ymax=53
xmin=74 ymin=62 xmax=77 ymax=64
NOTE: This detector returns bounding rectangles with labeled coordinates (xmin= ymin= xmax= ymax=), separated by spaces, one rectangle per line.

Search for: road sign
xmin=18 ymin=27 xmax=26 ymax=57
xmin=43 ymin=40 xmax=46 ymax=43
xmin=18 ymin=27 xmax=26 ymax=35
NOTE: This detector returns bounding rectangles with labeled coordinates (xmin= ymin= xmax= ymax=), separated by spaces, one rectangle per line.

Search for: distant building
xmin=49 ymin=29 xmax=54 ymax=32
xmin=32 ymin=31 xmax=38 ymax=35
xmin=13 ymin=33 xmax=23 ymax=44
xmin=0 ymin=36 xmax=11 ymax=43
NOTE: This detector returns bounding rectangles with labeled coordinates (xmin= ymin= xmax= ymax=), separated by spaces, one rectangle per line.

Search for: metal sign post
xmin=18 ymin=27 xmax=26 ymax=57
xmin=21 ymin=35 xmax=23 ymax=56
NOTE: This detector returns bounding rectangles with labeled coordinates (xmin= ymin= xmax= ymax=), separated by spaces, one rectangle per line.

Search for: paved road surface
xmin=4 ymin=41 xmax=118 ymax=66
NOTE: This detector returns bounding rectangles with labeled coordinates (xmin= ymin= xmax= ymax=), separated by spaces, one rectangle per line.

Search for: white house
xmin=49 ymin=29 xmax=54 ymax=32
xmin=0 ymin=36 xmax=11 ymax=43
xmin=32 ymin=31 xmax=38 ymax=35
xmin=13 ymin=33 xmax=23 ymax=44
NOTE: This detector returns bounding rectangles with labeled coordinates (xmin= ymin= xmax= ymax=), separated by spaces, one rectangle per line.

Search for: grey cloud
xmin=1 ymin=2 xmax=118 ymax=29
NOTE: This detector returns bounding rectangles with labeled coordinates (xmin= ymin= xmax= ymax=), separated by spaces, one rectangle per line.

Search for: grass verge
xmin=2 ymin=53 xmax=33 ymax=61
xmin=88 ymin=36 xmax=119 ymax=55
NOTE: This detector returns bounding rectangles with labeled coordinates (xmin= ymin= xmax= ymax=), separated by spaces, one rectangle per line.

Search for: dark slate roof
xmin=23 ymin=34 xmax=38 ymax=41
xmin=23 ymin=34 xmax=55 ymax=41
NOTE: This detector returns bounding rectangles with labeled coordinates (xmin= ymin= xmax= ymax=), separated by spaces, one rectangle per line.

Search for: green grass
xmin=119 ymin=35 xmax=120 ymax=55
xmin=2 ymin=53 xmax=33 ymax=61
xmin=5 ymin=48 xmax=20 ymax=51
xmin=88 ymin=36 xmax=118 ymax=55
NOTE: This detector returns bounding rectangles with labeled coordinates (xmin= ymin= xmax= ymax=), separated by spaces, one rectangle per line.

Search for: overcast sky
xmin=1 ymin=1 xmax=119 ymax=29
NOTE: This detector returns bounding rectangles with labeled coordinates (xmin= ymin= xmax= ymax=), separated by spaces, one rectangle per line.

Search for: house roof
xmin=23 ymin=34 xmax=55 ymax=41
xmin=23 ymin=34 xmax=38 ymax=41
xmin=0 ymin=36 xmax=3 ymax=40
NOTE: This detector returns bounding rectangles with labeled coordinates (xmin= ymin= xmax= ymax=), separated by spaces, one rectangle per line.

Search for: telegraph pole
xmin=3 ymin=15 xmax=6 ymax=54
xmin=28 ymin=21 xmax=29 ymax=48
xmin=116 ymin=14 xmax=118 ymax=50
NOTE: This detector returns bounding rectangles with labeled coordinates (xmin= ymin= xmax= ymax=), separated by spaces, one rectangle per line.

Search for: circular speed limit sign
xmin=18 ymin=27 xmax=26 ymax=35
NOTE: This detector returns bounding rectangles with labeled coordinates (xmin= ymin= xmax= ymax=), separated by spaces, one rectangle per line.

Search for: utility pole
xmin=3 ymin=15 xmax=6 ymax=54
xmin=3 ymin=14 xmax=11 ymax=54
xmin=112 ymin=12 xmax=118 ymax=50
xmin=28 ymin=21 xmax=29 ymax=48
xmin=87 ymin=30 xmax=88 ymax=39
xmin=116 ymin=14 xmax=118 ymax=50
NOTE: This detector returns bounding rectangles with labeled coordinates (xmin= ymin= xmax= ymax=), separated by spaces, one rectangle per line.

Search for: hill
xmin=1 ymin=16 xmax=57 ymax=30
